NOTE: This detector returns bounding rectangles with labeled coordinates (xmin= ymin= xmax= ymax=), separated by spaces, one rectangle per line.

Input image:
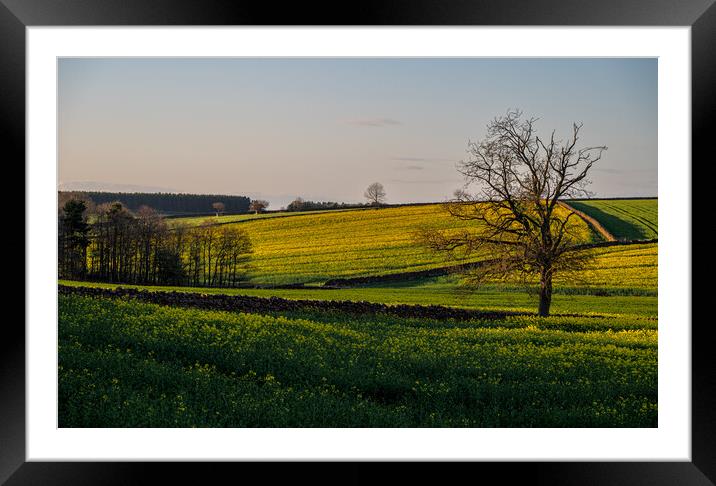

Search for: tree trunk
xmin=538 ymin=270 xmax=553 ymax=317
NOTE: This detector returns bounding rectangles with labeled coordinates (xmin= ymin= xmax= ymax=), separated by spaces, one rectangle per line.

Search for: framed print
xmin=4 ymin=0 xmax=712 ymax=483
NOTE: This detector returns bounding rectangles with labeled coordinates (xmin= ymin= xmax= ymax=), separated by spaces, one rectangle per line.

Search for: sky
xmin=58 ymin=58 xmax=657 ymax=208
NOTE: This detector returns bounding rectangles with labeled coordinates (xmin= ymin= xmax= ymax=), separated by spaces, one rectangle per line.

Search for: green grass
xmin=60 ymin=277 xmax=657 ymax=318
xmin=568 ymin=199 xmax=658 ymax=240
xmin=59 ymin=294 xmax=657 ymax=427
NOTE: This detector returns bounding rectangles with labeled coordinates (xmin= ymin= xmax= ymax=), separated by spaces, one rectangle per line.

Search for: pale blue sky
xmin=59 ymin=58 xmax=657 ymax=208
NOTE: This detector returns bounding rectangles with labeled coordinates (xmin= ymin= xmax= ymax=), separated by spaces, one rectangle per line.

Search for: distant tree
xmin=286 ymin=198 xmax=304 ymax=211
xmin=212 ymin=202 xmax=225 ymax=216
xmin=249 ymin=200 xmax=269 ymax=214
xmin=364 ymin=182 xmax=386 ymax=206
xmin=418 ymin=110 xmax=606 ymax=316
xmin=285 ymin=198 xmax=366 ymax=212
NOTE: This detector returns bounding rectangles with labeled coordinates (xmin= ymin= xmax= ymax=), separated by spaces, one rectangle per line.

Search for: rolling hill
xmin=566 ymin=199 xmax=657 ymax=240
xmin=174 ymin=203 xmax=596 ymax=285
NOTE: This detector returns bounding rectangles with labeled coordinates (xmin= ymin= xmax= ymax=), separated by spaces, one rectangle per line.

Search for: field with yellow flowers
xmin=59 ymin=199 xmax=658 ymax=427
xmin=169 ymin=203 xmax=598 ymax=285
xmin=59 ymin=292 xmax=656 ymax=427
xmin=166 ymin=207 xmax=358 ymax=228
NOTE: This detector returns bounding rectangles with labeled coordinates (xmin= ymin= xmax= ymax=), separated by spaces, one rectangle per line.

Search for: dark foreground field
xmin=59 ymin=289 xmax=657 ymax=428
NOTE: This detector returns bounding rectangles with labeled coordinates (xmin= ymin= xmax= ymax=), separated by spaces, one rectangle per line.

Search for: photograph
xmin=56 ymin=57 xmax=658 ymax=428
xmin=0 ymin=0 xmax=710 ymax=476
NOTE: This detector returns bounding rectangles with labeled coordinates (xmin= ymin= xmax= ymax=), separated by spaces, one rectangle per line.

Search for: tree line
xmin=285 ymin=183 xmax=387 ymax=211
xmin=286 ymin=198 xmax=367 ymax=212
xmin=59 ymin=199 xmax=253 ymax=287
xmin=59 ymin=191 xmax=251 ymax=215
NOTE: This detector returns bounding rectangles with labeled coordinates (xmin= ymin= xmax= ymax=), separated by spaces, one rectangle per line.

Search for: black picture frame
xmin=3 ymin=0 xmax=711 ymax=483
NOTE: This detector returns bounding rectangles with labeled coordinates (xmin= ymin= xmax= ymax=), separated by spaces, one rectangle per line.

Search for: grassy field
xmin=182 ymin=203 xmax=596 ymax=285
xmin=60 ymin=240 xmax=658 ymax=317
xmin=59 ymin=294 xmax=657 ymax=427
xmin=59 ymin=198 xmax=659 ymax=428
xmin=59 ymin=277 xmax=657 ymax=318
xmin=568 ymin=199 xmax=658 ymax=240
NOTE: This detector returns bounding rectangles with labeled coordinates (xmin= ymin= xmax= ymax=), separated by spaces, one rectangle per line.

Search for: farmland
xmin=53 ymin=58 xmax=662 ymax=435
xmin=567 ymin=199 xmax=658 ymax=241
xmin=166 ymin=207 xmax=358 ymax=228
xmin=171 ymin=203 xmax=597 ymax=285
xmin=59 ymin=277 xmax=657 ymax=318
xmin=58 ymin=198 xmax=659 ymax=427
xmin=59 ymin=239 xmax=658 ymax=316
xmin=59 ymin=294 xmax=656 ymax=427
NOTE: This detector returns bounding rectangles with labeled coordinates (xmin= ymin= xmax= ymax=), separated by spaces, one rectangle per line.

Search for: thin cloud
xmin=391 ymin=156 xmax=452 ymax=163
xmin=403 ymin=165 xmax=424 ymax=171
xmin=594 ymin=168 xmax=657 ymax=175
xmin=389 ymin=178 xmax=463 ymax=185
xmin=347 ymin=117 xmax=402 ymax=127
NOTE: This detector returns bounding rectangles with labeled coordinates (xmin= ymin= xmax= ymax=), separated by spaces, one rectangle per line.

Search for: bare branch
xmin=417 ymin=110 xmax=606 ymax=316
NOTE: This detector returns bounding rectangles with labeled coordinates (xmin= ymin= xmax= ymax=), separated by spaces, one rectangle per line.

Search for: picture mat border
xmin=26 ymin=27 xmax=688 ymax=461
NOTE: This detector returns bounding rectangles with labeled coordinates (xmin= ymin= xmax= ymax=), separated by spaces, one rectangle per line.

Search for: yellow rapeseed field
xmin=569 ymin=243 xmax=657 ymax=289
xmin=222 ymin=204 xmax=596 ymax=285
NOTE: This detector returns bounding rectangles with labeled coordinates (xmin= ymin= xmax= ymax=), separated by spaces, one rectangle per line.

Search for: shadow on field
xmin=568 ymin=202 xmax=648 ymax=240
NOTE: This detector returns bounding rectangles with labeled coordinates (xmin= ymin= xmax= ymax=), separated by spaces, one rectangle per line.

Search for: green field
xmin=169 ymin=203 xmax=596 ymax=285
xmin=568 ymin=199 xmax=658 ymax=240
xmin=60 ymin=239 xmax=658 ymax=317
xmin=59 ymin=294 xmax=657 ymax=427
xmin=59 ymin=277 xmax=657 ymax=318
xmin=59 ymin=198 xmax=659 ymax=428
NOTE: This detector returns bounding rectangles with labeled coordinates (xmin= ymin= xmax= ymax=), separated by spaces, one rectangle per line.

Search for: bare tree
xmin=212 ymin=202 xmax=225 ymax=217
xmin=135 ymin=206 xmax=166 ymax=283
xmin=364 ymin=182 xmax=386 ymax=206
xmin=419 ymin=110 xmax=606 ymax=316
xmin=249 ymin=199 xmax=269 ymax=214
xmin=75 ymin=205 xmax=253 ymax=287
